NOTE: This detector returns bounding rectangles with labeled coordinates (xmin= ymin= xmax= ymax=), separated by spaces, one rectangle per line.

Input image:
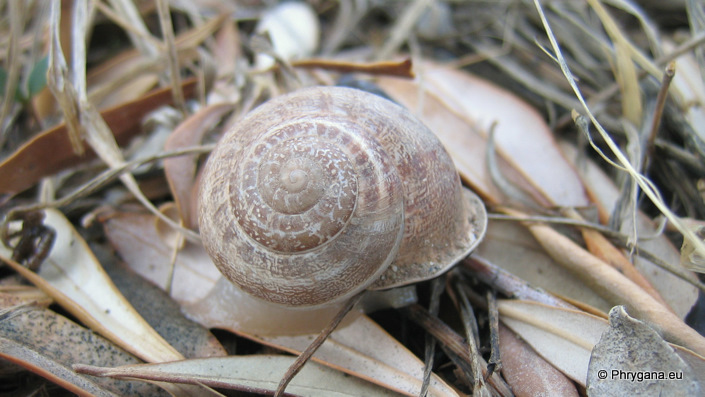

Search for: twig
xmin=289 ymin=58 xmax=415 ymax=78
xmin=462 ymin=256 xmax=578 ymax=310
xmin=401 ymin=304 xmax=513 ymax=397
xmin=155 ymin=0 xmax=186 ymax=114
xmin=419 ymin=277 xmax=444 ymax=397
xmin=643 ymin=61 xmax=676 ymax=171
xmin=274 ymin=291 xmax=366 ymax=397
xmin=485 ymin=290 xmax=501 ymax=379
xmin=447 ymin=274 xmax=484 ymax=394
xmin=6 ymin=145 xmax=214 ymax=213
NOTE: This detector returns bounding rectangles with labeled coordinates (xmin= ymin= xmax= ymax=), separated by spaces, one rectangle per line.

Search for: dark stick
xmin=485 ymin=289 xmax=502 ymax=379
xmin=274 ymin=291 xmax=365 ymax=397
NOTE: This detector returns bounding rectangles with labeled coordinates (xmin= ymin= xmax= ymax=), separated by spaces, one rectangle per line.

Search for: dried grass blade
xmin=47 ymin=2 xmax=198 ymax=242
xmin=533 ymin=0 xmax=705 ymax=273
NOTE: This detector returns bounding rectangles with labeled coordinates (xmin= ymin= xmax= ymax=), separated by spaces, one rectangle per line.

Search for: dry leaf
xmin=75 ymin=354 xmax=396 ymax=397
xmin=498 ymin=323 xmax=579 ymax=397
xmin=1 ymin=336 xmax=120 ymax=397
xmin=498 ymin=299 xmax=608 ymax=385
xmin=0 ymin=78 xmax=198 ymax=195
xmin=378 ymin=62 xmax=589 ymax=207
xmin=587 ymin=306 xmax=701 ymax=396
xmin=515 ymin=213 xmax=705 ymax=356
xmin=0 ymin=208 xmax=183 ymax=363
xmin=0 ymin=307 xmax=165 ymax=396
xmin=673 ymin=345 xmax=705 ymax=385
xmin=163 ymin=103 xmax=233 ymax=229
xmin=476 ymin=220 xmax=612 ymax=313
xmin=239 ymin=316 xmax=459 ymax=397
xmin=101 ymin=209 xmax=221 ymax=304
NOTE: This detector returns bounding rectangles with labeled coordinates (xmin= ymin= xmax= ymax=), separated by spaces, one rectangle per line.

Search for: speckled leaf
xmin=0 ymin=337 xmax=118 ymax=397
xmin=93 ymin=244 xmax=227 ymax=359
xmin=0 ymin=307 xmax=164 ymax=396
xmin=587 ymin=306 xmax=700 ymax=396
xmin=0 ymin=208 xmax=183 ymax=363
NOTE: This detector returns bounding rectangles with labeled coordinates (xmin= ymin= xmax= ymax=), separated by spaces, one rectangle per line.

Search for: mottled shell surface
xmin=198 ymin=86 xmax=486 ymax=307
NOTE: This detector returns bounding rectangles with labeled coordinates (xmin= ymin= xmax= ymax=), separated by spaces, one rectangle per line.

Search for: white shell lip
xmin=369 ymin=186 xmax=488 ymax=290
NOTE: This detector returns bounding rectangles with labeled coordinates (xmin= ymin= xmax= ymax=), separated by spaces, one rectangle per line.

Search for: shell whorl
xmin=233 ymin=126 xmax=360 ymax=253
xmin=199 ymin=88 xmax=408 ymax=307
xmin=198 ymin=86 xmax=487 ymax=308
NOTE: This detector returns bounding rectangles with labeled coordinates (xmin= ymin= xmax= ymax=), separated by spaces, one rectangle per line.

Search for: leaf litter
xmin=1 ymin=1 xmax=705 ymax=396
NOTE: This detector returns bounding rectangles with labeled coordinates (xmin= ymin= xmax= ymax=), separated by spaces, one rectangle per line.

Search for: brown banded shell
xmin=198 ymin=86 xmax=486 ymax=307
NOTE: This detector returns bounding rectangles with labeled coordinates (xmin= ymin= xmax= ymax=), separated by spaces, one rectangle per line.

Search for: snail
xmin=197 ymin=86 xmax=487 ymax=310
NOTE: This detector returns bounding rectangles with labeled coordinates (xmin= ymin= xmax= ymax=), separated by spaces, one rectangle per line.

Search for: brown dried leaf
xmin=0 ymin=78 xmax=198 ymax=195
xmin=587 ymin=306 xmax=701 ymax=396
xmin=291 ymin=58 xmax=415 ymax=78
xmin=163 ymin=103 xmax=232 ymax=229
xmin=498 ymin=323 xmax=579 ymax=397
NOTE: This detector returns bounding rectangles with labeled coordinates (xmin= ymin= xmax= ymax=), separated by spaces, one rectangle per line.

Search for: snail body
xmin=198 ymin=86 xmax=486 ymax=308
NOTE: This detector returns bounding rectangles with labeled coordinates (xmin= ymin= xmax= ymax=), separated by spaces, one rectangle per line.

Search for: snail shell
xmin=198 ymin=86 xmax=486 ymax=308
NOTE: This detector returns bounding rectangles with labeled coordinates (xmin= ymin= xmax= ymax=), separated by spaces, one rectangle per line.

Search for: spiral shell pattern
xmin=233 ymin=127 xmax=358 ymax=253
xmin=199 ymin=88 xmax=408 ymax=307
xmin=198 ymin=86 xmax=487 ymax=307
